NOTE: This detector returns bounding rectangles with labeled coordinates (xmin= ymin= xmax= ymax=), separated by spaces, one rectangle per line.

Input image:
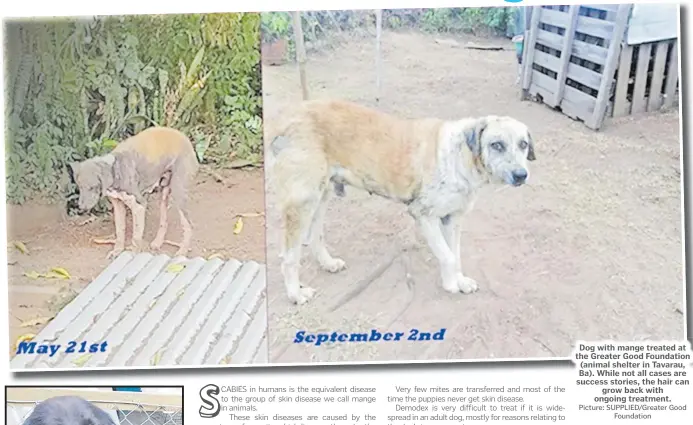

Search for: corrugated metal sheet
xmin=10 ymin=252 xmax=267 ymax=370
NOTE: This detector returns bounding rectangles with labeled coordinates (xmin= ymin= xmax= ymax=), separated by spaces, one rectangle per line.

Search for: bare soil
xmin=7 ymin=167 xmax=266 ymax=356
xmin=262 ymin=31 xmax=685 ymax=363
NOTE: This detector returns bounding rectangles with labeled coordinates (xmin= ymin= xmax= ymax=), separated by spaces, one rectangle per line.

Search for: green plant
xmin=418 ymin=8 xmax=515 ymax=35
xmin=262 ymin=8 xmax=519 ymax=66
xmin=421 ymin=8 xmax=457 ymax=33
xmin=387 ymin=15 xmax=402 ymax=30
xmin=5 ymin=13 xmax=263 ymax=205
xmin=261 ymin=12 xmax=292 ymax=43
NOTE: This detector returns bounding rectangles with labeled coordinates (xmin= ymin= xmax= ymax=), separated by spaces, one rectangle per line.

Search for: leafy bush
xmin=418 ymin=8 xmax=516 ymax=35
xmin=5 ymin=13 xmax=262 ymax=204
xmin=260 ymin=7 xmax=518 ymax=51
xmin=261 ymin=12 xmax=292 ymax=43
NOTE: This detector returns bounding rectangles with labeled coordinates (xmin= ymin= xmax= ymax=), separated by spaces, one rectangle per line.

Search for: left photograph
xmin=5 ymin=13 xmax=268 ymax=370
xmin=6 ymin=386 xmax=183 ymax=425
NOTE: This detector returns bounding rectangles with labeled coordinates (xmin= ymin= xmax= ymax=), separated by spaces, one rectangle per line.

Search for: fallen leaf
xmin=50 ymin=267 xmax=72 ymax=279
xmin=151 ymin=351 xmax=162 ymax=366
xmin=15 ymin=333 xmax=35 ymax=350
xmin=20 ymin=317 xmax=53 ymax=328
xmin=23 ymin=271 xmax=42 ymax=279
xmin=72 ymin=353 xmax=92 ymax=367
xmin=43 ymin=271 xmax=68 ymax=280
xmin=166 ymin=263 xmax=186 ymax=274
xmin=208 ymin=253 xmax=224 ymax=260
xmin=233 ymin=217 xmax=244 ymax=235
xmin=13 ymin=241 xmax=29 ymax=255
xmin=220 ymin=354 xmax=232 ymax=365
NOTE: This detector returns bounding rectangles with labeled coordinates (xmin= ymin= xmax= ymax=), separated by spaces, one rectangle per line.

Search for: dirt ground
xmin=262 ymin=31 xmax=684 ymax=363
xmin=7 ymin=167 xmax=266 ymax=356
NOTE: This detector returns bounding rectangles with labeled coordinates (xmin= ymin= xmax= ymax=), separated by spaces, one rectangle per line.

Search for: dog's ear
xmin=526 ymin=130 xmax=536 ymax=161
xmin=464 ymin=117 xmax=488 ymax=157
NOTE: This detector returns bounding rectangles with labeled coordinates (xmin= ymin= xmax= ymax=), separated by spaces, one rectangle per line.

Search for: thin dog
xmin=267 ymin=99 xmax=536 ymax=305
xmin=22 ymin=396 xmax=116 ymax=425
xmin=69 ymin=127 xmax=199 ymax=259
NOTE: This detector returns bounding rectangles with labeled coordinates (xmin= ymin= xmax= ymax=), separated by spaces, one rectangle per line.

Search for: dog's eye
xmin=490 ymin=141 xmax=505 ymax=152
xmin=519 ymin=140 xmax=529 ymax=150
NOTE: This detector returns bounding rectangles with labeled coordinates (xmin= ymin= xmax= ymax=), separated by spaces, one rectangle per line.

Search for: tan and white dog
xmin=267 ymin=100 xmax=536 ymax=305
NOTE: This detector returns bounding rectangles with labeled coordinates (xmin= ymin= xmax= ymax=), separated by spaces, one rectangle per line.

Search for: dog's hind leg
xmin=150 ymin=186 xmax=171 ymax=250
xmin=174 ymin=208 xmax=193 ymax=256
xmin=167 ymin=174 xmax=193 ymax=256
xmin=307 ymin=190 xmax=346 ymax=273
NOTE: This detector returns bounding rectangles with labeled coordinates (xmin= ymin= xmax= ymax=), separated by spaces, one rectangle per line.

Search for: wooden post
xmin=631 ymin=43 xmax=652 ymax=115
xmin=519 ymin=7 xmax=533 ymax=100
xmin=292 ymin=11 xmax=309 ymax=101
xmin=521 ymin=6 xmax=542 ymax=92
xmin=552 ymin=5 xmax=580 ymax=107
xmin=662 ymin=40 xmax=679 ymax=110
xmin=589 ymin=3 xmax=633 ymax=130
xmin=647 ymin=41 xmax=669 ymax=112
xmin=612 ymin=44 xmax=633 ymax=117
xmin=375 ymin=9 xmax=383 ymax=102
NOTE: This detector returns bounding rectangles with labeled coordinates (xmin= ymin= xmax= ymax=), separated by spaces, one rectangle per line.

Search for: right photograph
xmin=261 ymin=4 xmax=685 ymax=364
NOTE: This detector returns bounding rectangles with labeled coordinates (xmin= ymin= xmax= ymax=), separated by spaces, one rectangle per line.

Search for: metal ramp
xmin=10 ymin=251 xmax=267 ymax=370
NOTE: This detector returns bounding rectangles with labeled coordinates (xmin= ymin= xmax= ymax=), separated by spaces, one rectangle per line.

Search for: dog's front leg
xmin=441 ymin=213 xmax=463 ymax=274
xmin=119 ymin=193 xmax=146 ymax=253
xmin=417 ymin=215 xmax=478 ymax=294
xmin=307 ymin=192 xmax=346 ymax=273
xmin=105 ymin=196 xmax=127 ymax=260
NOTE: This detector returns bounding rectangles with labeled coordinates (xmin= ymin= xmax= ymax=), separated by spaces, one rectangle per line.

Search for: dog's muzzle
xmin=510 ymin=169 xmax=528 ymax=186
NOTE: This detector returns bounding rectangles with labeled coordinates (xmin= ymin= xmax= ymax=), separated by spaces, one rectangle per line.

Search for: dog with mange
xmin=69 ymin=126 xmax=199 ymax=259
xmin=267 ymin=99 xmax=536 ymax=305
xmin=22 ymin=396 xmax=115 ymax=425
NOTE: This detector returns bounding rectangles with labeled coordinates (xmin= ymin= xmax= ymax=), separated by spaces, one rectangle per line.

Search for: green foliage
xmin=261 ymin=12 xmax=292 ymax=43
xmin=391 ymin=8 xmax=516 ymax=35
xmin=5 ymin=13 xmax=262 ymax=204
xmin=261 ymin=8 xmax=518 ymax=51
